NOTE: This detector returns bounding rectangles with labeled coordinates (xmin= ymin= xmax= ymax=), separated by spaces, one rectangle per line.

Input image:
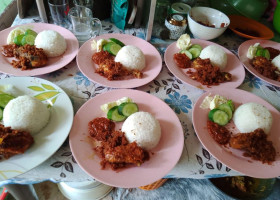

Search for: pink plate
xmin=69 ymin=89 xmax=184 ymax=188
xmin=193 ymin=88 xmax=280 ymax=178
xmin=76 ymin=33 xmax=162 ymax=88
xmin=238 ymin=39 xmax=280 ymax=87
xmin=164 ymin=39 xmax=245 ymax=91
xmin=0 ymin=23 xmax=79 ymax=76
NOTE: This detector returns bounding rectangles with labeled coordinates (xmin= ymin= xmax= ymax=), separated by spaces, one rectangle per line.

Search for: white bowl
xmin=57 ymin=180 xmax=113 ymax=200
xmin=187 ymin=7 xmax=230 ymax=40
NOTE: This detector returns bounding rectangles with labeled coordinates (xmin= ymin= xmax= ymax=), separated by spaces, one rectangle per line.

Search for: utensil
xmin=68 ymin=5 xmax=102 ymax=43
xmin=48 ymin=0 xmax=70 ymax=28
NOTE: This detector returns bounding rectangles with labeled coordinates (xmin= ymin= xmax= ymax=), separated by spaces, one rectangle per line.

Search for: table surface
xmin=0 ymin=7 xmax=280 ymax=188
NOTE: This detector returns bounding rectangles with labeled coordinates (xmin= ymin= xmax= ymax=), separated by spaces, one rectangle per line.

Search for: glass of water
xmin=48 ymin=0 xmax=71 ymax=28
xmin=68 ymin=6 xmax=102 ymax=43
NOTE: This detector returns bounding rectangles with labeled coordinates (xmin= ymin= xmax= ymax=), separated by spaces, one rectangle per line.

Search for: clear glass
xmin=72 ymin=0 xmax=94 ymax=10
xmin=48 ymin=0 xmax=70 ymax=28
xmin=68 ymin=6 xmax=102 ymax=43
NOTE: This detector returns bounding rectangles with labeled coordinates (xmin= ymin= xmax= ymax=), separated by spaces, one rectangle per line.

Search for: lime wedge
xmin=13 ymin=34 xmax=25 ymax=45
xmin=21 ymin=35 xmax=36 ymax=45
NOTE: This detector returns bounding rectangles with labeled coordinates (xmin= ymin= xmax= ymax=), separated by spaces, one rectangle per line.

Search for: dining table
xmin=0 ymin=4 xmax=280 ymax=200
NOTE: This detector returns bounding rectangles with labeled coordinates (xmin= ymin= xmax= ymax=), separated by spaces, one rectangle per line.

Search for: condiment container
xmin=165 ymin=13 xmax=187 ymax=40
xmin=57 ymin=180 xmax=113 ymax=200
xmin=170 ymin=2 xmax=191 ymax=18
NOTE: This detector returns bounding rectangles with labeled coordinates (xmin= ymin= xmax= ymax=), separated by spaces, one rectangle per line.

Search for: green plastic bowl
xmin=209 ymin=0 xmax=242 ymax=16
xmin=226 ymin=0 xmax=269 ymax=21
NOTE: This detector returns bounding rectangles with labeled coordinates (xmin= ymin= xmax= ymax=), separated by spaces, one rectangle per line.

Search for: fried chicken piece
xmin=187 ymin=58 xmax=232 ymax=86
xmin=13 ymin=44 xmax=48 ymax=69
xmin=1 ymin=44 xmax=17 ymax=57
xmin=229 ymin=128 xmax=276 ymax=163
xmin=0 ymin=124 xmax=34 ymax=159
xmin=104 ymin=142 xmax=146 ymax=165
xmin=88 ymin=117 xmax=115 ymax=141
xmin=173 ymin=53 xmax=192 ymax=68
xmin=251 ymin=56 xmax=280 ymax=81
xmin=92 ymin=51 xmax=114 ymax=65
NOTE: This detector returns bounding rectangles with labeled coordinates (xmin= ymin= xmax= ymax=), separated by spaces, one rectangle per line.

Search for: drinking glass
xmin=48 ymin=0 xmax=70 ymax=28
xmin=72 ymin=0 xmax=93 ymax=10
xmin=68 ymin=6 xmax=102 ymax=43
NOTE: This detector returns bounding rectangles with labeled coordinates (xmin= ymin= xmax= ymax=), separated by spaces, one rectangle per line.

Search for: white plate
xmin=0 ymin=77 xmax=73 ymax=181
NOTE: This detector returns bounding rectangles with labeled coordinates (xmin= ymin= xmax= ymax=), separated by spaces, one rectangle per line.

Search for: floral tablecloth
xmin=0 ymin=10 xmax=280 ymax=187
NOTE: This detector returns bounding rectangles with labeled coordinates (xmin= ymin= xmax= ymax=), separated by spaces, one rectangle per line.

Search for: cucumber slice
xmin=208 ymin=109 xmax=229 ymax=126
xmin=109 ymin=38 xmax=125 ymax=47
xmin=256 ymin=49 xmax=264 ymax=57
xmin=21 ymin=35 xmax=36 ymax=45
xmin=190 ymin=44 xmax=202 ymax=51
xmin=118 ymin=102 xmax=138 ymax=117
xmin=180 ymin=50 xmax=192 ymax=59
xmin=188 ymin=47 xmax=201 ymax=59
xmin=227 ymin=100 xmax=235 ymax=111
xmin=14 ymin=34 xmax=25 ymax=45
xmin=0 ymin=93 xmax=14 ymax=108
xmin=263 ymin=49 xmax=270 ymax=60
xmin=217 ymin=103 xmax=233 ymax=120
xmin=107 ymin=106 xmax=127 ymax=122
xmin=0 ymin=108 xmax=3 ymax=120
xmin=103 ymin=42 xmax=122 ymax=56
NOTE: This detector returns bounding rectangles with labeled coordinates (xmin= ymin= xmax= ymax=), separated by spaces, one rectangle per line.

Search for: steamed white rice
xmin=35 ymin=30 xmax=67 ymax=57
xmin=3 ymin=95 xmax=50 ymax=136
xmin=272 ymin=54 xmax=280 ymax=71
xmin=233 ymin=102 xmax=272 ymax=134
xmin=121 ymin=112 xmax=161 ymax=150
xmin=199 ymin=45 xmax=227 ymax=70
xmin=115 ymin=45 xmax=146 ymax=71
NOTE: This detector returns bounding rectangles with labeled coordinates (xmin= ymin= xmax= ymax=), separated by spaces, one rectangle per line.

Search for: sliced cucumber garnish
xmin=109 ymin=38 xmax=125 ymax=47
xmin=217 ymin=103 xmax=233 ymax=120
xmin=107 ymin=106 xmax=127 ymax=122
xmin=0 ymin=93 xmax=14 ymax=108
xmin=227 ymin=100 xmax=235 ymax=112
xmin=180 ymin=50 xmax=192 ymax=59
xmin=118 ymin=102 xmax=138 ymax=117
xmin=103 ymin=42 xmax=122 ymax=56
xmin=188 ymin=47 xmax=201 ymax=59
xmin=0 ymin=108 xmax=3 ymax=120
xmin=208 ymin=109 xmax=229 ymax=126
xmin=190 ymin=44 xmax=202 ymax=51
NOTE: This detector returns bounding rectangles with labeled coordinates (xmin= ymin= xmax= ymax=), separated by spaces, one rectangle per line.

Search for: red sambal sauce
xmin=1 ymin=44 xmax=17 ymax=57
xmin=88 ymin=117 xmax=115 ymax=141
xmin=207 ymin=120 xmax=231 ymax=145
xmin=173 ymin=53 xmax=192 ymax=69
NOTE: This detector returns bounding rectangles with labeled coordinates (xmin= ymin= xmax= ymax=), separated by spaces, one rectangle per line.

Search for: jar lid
xmin=171 ymin=3 xmax=191 ymax=15
xmin=167 ymin=13 xmax=187 ymax=26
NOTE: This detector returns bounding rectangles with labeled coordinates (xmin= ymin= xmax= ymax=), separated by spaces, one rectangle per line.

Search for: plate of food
xmin=69 ymin=89 xmax=184 ymax=188
xmin=0 ymin=23 xmax=79 ymax=76
xmin=238 ymin=39 xmax=280 ymax=87
xmin=76 ymin=33 xmax=162 ymax=88
xmin=0 ymin=77 xmax=73 ymax=180
xmin=164 ymin=34 xmax=245 ymax=91
xmin=193 ymin=88 xmax=280 ymax=178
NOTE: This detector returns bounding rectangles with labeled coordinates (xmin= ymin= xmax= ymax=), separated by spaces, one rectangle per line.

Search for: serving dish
xmin=193 ymin=88 xmax=280 ymax=178
xmin=0 ymin=23 xmax=79 ymax=76
xmin=69 ymin=89 xmax=184 ymax=188
xmin=164 ymin=39 xmax=245 ymax=91
xmin=0 ymin=77 xmax=73 ymax=181
xmin=238 ymin=39 xmax=280 ymax=87
xmin=76 ymin=33 xmax=162 ymax=89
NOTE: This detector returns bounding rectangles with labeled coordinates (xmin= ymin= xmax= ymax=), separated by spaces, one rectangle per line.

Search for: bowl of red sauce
xmin=187 ymin=6 xmax=230 ymax=40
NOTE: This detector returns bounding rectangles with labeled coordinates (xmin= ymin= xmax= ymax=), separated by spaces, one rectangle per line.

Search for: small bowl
xmin=187 ymin=7 xmax=230 ymax=40
xmin=229 ymin=15 xmax=274 ymax=39
xmin=209 ymin=0 xmax=242 ymax=16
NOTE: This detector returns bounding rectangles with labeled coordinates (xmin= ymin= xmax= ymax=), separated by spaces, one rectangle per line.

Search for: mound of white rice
xmin=199 ymin=45 xmax=227 ymax=70
xmin=233 ymin=102 xmax=272 ymax=134
xmin=35 ymin=30 xmax=67 ymax=57
xmin=115 ymin=45 xmax=146 ymax=71
xmin=3 ymin=95 xmax=50 ymax=136
xmin=121 ymin=112 xmax=161 ymax=150
xmin=272 ymin=54 xmax=280 ymax=71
